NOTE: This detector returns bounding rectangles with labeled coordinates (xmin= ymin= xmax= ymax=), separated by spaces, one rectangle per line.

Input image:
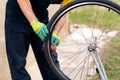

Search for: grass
xmin=112 ymin=0 xmax=120 ymax=4
xmin=69 ymin=6 xmax=120 ymax=30
xmin=68 ymin=5 xmax=120 ymax=80
xmin=104 ymin=35 xmax=120 ymax=80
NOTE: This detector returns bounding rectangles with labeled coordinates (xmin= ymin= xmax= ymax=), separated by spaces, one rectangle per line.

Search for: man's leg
xmin=51 ymin=51 xmax=60 ymax=69
xmin=5 ymin=31 xmax=31 ymax=80
xmin=31 ymin=33 xmax=60 ymax=80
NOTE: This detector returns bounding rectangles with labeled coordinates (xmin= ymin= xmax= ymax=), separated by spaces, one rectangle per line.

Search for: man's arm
xmin=51 ymin=10 xmax=67 ymax=46
xmin=53 ymin=0 xmax=73 ymax=33
xmin=51 ymin=0 xmax=73 ymax=46
xmin=53 ymin=12 xmax=67 ymax=33
xmin=17 ymin=0 xmax=36 ymax=22
xmin=17 ymin=0 xmax=48 ymax=41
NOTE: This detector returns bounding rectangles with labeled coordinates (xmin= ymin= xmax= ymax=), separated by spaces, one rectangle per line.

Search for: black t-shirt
xmin=5 ymin=0 xmax=63 ymax=33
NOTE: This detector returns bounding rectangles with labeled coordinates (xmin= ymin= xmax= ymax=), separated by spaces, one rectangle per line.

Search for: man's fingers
xmin=39 ymin=31 xmax=44 ymax=41
xmin=42 ymin=44 xmax=56 ymax=52
xmin=51 ymin=43 xmax=56 ymax=51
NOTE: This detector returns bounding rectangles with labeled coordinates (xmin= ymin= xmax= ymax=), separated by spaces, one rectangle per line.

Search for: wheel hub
xmin=88 ymin=43 xmax=97 ymax=52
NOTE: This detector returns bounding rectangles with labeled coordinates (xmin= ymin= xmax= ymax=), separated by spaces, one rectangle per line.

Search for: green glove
xmin=51 ymin=31 xmax=60 ymax=46
xmin=30 ymin=19 xmax=48 ymax=41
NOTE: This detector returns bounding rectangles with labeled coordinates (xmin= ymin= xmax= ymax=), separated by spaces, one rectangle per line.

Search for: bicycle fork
xmin=90 ymin=52 xmax=108 ymax=80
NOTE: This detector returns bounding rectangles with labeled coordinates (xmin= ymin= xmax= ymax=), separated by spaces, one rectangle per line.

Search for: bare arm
xmin=53 ymin=5 xmax=67 ymax=33
xmin=54 ymin=13 xmax=67 ymax=33
xmin=17 ymin=0 xmax=37 ymax=23
xmin=53 ymin=0 xmax=73 ymax=33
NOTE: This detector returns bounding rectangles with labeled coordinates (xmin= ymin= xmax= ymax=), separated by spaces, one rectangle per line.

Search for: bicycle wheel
xmin=44 ymin=0 xmax=120 ymax=80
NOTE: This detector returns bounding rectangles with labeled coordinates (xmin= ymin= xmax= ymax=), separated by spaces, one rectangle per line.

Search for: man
xmin=5 ymin=0 xmax=72 ymax=80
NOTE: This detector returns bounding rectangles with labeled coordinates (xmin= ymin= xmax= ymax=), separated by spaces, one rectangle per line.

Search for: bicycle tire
xmin=44 ymin=0 xmax=120 ymax=80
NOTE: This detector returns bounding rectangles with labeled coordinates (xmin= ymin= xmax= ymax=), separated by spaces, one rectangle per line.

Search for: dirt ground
xmin=0 ymin=1 xmax=61 ymax=80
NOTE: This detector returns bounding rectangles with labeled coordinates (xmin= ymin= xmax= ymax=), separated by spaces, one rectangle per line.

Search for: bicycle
xmin=44 ymin=0 xmax=120 ymax=80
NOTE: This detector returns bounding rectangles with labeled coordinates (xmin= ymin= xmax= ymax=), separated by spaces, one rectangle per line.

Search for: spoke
xmin=62 ymin=51 xmax=86 ymax=71
xmin=96 ymin=30 xmax=109 ymax=43
xmin=79 ymin=53 xmax=91 ymax=80
xmin=97 ymin=7 xmax=106 ymax=27
xmin=91 ymin=6 xmax=99 ymax=42
xmin=104 ymin=10 xmax=113 ymax=29
xmin=70 ymin=53 xmax=91 ymax=80
xmin=77 ymin=27 xmax=91 ymax=44
xmin=59 ymin=41 xmax=88 ymax=46
xmin=97 ymin=48 xmax=120 ymax=78
xmin=85 ymin=6 xmax=95 ymax=43
xmin=109 ymin=17 xmax=120 ymax=29
xmin=60 ymin=47 xmax=87 ymax=64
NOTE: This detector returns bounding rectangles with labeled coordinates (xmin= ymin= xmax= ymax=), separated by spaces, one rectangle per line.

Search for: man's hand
xmin=30 ymin=19 xmax=48 ymax=41
xmin=42 ymin=43 xmax=56 ymax=52
xmin=51 ymin=31 xmax=60 ymax=46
